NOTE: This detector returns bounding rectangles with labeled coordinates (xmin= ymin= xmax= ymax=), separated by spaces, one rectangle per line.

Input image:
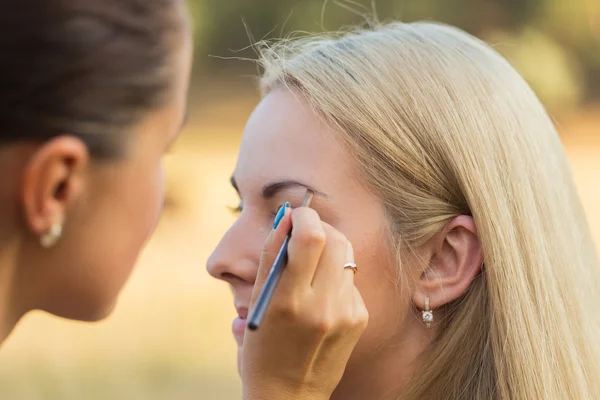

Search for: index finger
xmin=280 ymin=207 xmax=327 ymax=290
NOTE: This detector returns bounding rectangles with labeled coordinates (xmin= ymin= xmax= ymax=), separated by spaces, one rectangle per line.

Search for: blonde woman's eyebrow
xmin=230 ymin=176 xmax=327 ymax=200
xmin=260 ymin=180 xmax=327 ymax=200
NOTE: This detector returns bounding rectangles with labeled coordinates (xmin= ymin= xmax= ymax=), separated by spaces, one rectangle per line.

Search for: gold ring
xmin=344 ymin=262 xmax=358 ymax=275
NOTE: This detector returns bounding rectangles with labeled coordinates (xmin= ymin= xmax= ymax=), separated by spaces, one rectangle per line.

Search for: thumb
xmin=250 ymin=203 xmax=292 ymax=307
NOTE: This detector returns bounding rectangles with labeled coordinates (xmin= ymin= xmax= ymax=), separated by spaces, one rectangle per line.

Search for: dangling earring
xmin=40 ymin=220 xmax=63 ymax=248
xmin=422 ymin=296 xmax=433 ymax=328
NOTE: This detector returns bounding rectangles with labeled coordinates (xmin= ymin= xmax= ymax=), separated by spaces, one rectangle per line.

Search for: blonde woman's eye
xmin=227 ymin=201 xmax=243 ymax=215
xmin=270 ymin=203 xmax=286 ymax=218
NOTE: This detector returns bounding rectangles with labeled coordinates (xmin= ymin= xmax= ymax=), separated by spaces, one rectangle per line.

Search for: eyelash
xmin=227 ymin=201 xmax=243 ymax=215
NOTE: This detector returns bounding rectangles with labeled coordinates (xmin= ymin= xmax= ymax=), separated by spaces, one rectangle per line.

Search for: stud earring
xmin=422 ymin=296 xmax=433 ymax=328
xmin=40 ymin=220 xmax=63 ymax=248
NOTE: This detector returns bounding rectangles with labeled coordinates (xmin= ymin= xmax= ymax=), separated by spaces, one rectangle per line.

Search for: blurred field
xmin=1 ymin=93 xmax=599 ymax=399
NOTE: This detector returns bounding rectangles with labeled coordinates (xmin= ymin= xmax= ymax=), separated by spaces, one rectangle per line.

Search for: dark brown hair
xmin=0 ymin=0 xmax=184 ymax=158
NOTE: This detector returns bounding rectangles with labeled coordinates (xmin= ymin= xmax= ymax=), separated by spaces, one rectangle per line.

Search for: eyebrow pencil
xmin=247 ymin=189 xmax=314 ymax=331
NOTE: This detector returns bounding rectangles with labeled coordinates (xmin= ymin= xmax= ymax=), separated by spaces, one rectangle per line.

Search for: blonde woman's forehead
xmin=234 ymin=89 xmax=356 ymax=199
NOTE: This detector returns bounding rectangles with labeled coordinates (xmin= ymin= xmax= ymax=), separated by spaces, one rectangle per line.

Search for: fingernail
xmin=273 ymin=202 xmax=290 ymax=229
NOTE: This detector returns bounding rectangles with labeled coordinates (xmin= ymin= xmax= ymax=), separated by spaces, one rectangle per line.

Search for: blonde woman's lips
xmin=233 ymin=306 xmax=248 ymax=343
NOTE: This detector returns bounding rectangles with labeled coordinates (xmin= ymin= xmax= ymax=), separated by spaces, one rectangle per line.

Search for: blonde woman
xmin=208 ymin=21 xmax=600 ymax=399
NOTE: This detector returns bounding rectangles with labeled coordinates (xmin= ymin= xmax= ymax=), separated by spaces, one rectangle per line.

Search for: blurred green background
xmin=1 ymin=1 xmax=599 ymax=399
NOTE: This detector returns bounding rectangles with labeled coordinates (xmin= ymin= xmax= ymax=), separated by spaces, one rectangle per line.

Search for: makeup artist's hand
xmin=241 ymin=207 xmax=368 ymax=400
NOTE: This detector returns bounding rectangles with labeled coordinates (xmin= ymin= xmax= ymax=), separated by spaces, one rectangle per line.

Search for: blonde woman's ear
xmin=414 ymin=215 xmax=483 ymax=310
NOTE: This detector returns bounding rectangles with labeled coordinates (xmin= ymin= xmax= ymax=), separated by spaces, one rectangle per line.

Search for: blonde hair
xmin=257 ymin=22 xmax=600 ymax=399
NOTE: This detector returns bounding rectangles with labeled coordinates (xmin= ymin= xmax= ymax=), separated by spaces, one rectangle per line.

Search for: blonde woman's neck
xmin=330 ymin=318 xmax=431 ymax=400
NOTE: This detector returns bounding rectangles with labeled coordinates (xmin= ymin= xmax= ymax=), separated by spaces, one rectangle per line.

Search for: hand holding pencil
xmin=241 ymin=190 xmax=369 ymax=400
